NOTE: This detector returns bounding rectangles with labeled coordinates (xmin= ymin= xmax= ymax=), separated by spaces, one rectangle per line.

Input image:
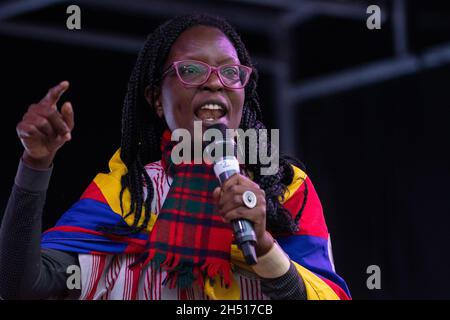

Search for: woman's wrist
xmin=22 ymin=151 xmax=55 ymax=170
xmin=255 ymin=231 xmax=275 ymax=257
xmin=252 ymin=239 xmax=291 ymax=279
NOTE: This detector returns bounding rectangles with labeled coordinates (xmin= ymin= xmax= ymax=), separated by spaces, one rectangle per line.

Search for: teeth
xmin=200 ymin=104 xmax=223 ymax=110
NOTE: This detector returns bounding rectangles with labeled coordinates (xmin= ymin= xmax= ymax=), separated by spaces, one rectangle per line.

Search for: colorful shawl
xmin=41 ymin=147 xmax=351 ymax=300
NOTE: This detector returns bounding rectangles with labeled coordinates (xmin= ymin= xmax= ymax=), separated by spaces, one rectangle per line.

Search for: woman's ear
xmin=144 ymin=85 xmax=164 ymax=118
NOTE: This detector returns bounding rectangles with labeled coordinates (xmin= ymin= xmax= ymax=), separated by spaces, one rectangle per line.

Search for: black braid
xmin=118 ymin=13 xmax=307 ymax=235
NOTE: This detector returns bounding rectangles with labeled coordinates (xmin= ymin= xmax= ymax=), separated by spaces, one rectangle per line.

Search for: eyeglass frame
xmin=161 ymin=59 xmax=253 ymax=89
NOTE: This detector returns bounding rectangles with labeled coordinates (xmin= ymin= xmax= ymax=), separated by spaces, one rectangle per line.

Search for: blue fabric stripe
xmin=277 ymin=234 xmax=351 ymax=297
xmin=51 ymin=199 xmax=147 ymax=240
xmin=41 ymin=198 xmax=148 ymax=254
xmin=41 ymin=231 xmax=128 ymax=253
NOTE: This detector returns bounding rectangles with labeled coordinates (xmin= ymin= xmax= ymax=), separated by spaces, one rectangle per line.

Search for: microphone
xmin=208 ymin=123 xmax=258 ymax=265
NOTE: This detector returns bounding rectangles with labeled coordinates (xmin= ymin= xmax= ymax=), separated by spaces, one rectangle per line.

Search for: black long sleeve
xmin=260 ymin=262 xmax=307 ymax=300
xmin=0 ymin=160 xmax=79 ymax=300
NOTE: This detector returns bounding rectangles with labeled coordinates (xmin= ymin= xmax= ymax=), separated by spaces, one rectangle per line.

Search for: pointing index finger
xmin=40 ymin=81 xmax=70 ymax=107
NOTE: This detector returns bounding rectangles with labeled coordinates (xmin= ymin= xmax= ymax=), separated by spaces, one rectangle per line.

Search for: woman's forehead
xmin=166 ymin=26 xmax=240 ymax=64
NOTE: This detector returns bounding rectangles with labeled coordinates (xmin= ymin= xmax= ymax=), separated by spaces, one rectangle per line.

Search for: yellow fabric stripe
xmin=92 ymin=149 xmax=157 ymax=232
xmin=291 ymin=261 xmax=340 ymax=300
xmin=281 ymin=165 xmax=307 ymax=204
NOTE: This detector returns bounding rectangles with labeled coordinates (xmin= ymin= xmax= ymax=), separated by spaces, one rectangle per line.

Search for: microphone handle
xmin=214 ymin=157 xmax=258 ymax=265
xmin=231 ymin=220 xmax=257 ymax=265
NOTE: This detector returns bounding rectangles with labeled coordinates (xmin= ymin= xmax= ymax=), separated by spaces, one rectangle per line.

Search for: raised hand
xmin=16 ymin=81 xmax=74 ymax=169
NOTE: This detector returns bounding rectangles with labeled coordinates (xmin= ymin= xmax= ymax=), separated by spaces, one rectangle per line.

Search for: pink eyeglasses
xmin=162 ymin=60 xmax=253 ymax=89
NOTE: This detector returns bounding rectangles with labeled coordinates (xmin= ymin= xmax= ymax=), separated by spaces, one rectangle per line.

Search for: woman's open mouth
xmin=194 ymin=104 xmax=227 ymax=122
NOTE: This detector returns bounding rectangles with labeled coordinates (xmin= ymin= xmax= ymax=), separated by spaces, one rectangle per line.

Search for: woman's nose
xmin=201 ymin=70 xmax=224 ymax=91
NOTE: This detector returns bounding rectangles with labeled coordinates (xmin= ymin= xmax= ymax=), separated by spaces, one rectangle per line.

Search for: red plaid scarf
xmin=143 ymin=130 xmax=233 ymax=289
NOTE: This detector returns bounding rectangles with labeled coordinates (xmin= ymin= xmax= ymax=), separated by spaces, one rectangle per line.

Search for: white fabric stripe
xmin=327 ymin=234 xmax=336 ymax=272
xmin=86 ymin=255 xmax=98 ymax=299
xmin=123 ymin=256 xmax=128 ymax=299
xmin=156 ymin=171 xmax=162 ymax=213
xmin=87 ymin=255 xmax=97 ymax=298
xmin=144 ymin=265 xmax=150 ymax=299
xmin=124 ymin=255 xmax=132 ymax=299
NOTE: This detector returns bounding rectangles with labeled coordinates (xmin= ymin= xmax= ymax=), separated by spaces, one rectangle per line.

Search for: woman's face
xmin=154 ymin=26 xmax=246 ymax=137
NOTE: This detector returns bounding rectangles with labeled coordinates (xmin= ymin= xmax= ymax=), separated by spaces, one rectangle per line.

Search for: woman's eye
xmin=181 ymin=65 xmax=201 ymax=74
xmin=222 ymin=67 xmax=239 ymax=77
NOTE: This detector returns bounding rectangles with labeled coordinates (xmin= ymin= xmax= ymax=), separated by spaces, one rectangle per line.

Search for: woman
xmin=0 ymin=14 xmax=350 ymax=300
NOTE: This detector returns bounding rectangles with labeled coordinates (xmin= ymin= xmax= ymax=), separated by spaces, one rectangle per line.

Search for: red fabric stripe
xmin=180 ymin=288 xmax=187 ymax=300
xmin=80 ymin=181 xmax=108 ymax=204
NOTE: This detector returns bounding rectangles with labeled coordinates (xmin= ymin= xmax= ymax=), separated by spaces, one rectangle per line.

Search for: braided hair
xmin=119 ymin=13 xmax=307 ymax=235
